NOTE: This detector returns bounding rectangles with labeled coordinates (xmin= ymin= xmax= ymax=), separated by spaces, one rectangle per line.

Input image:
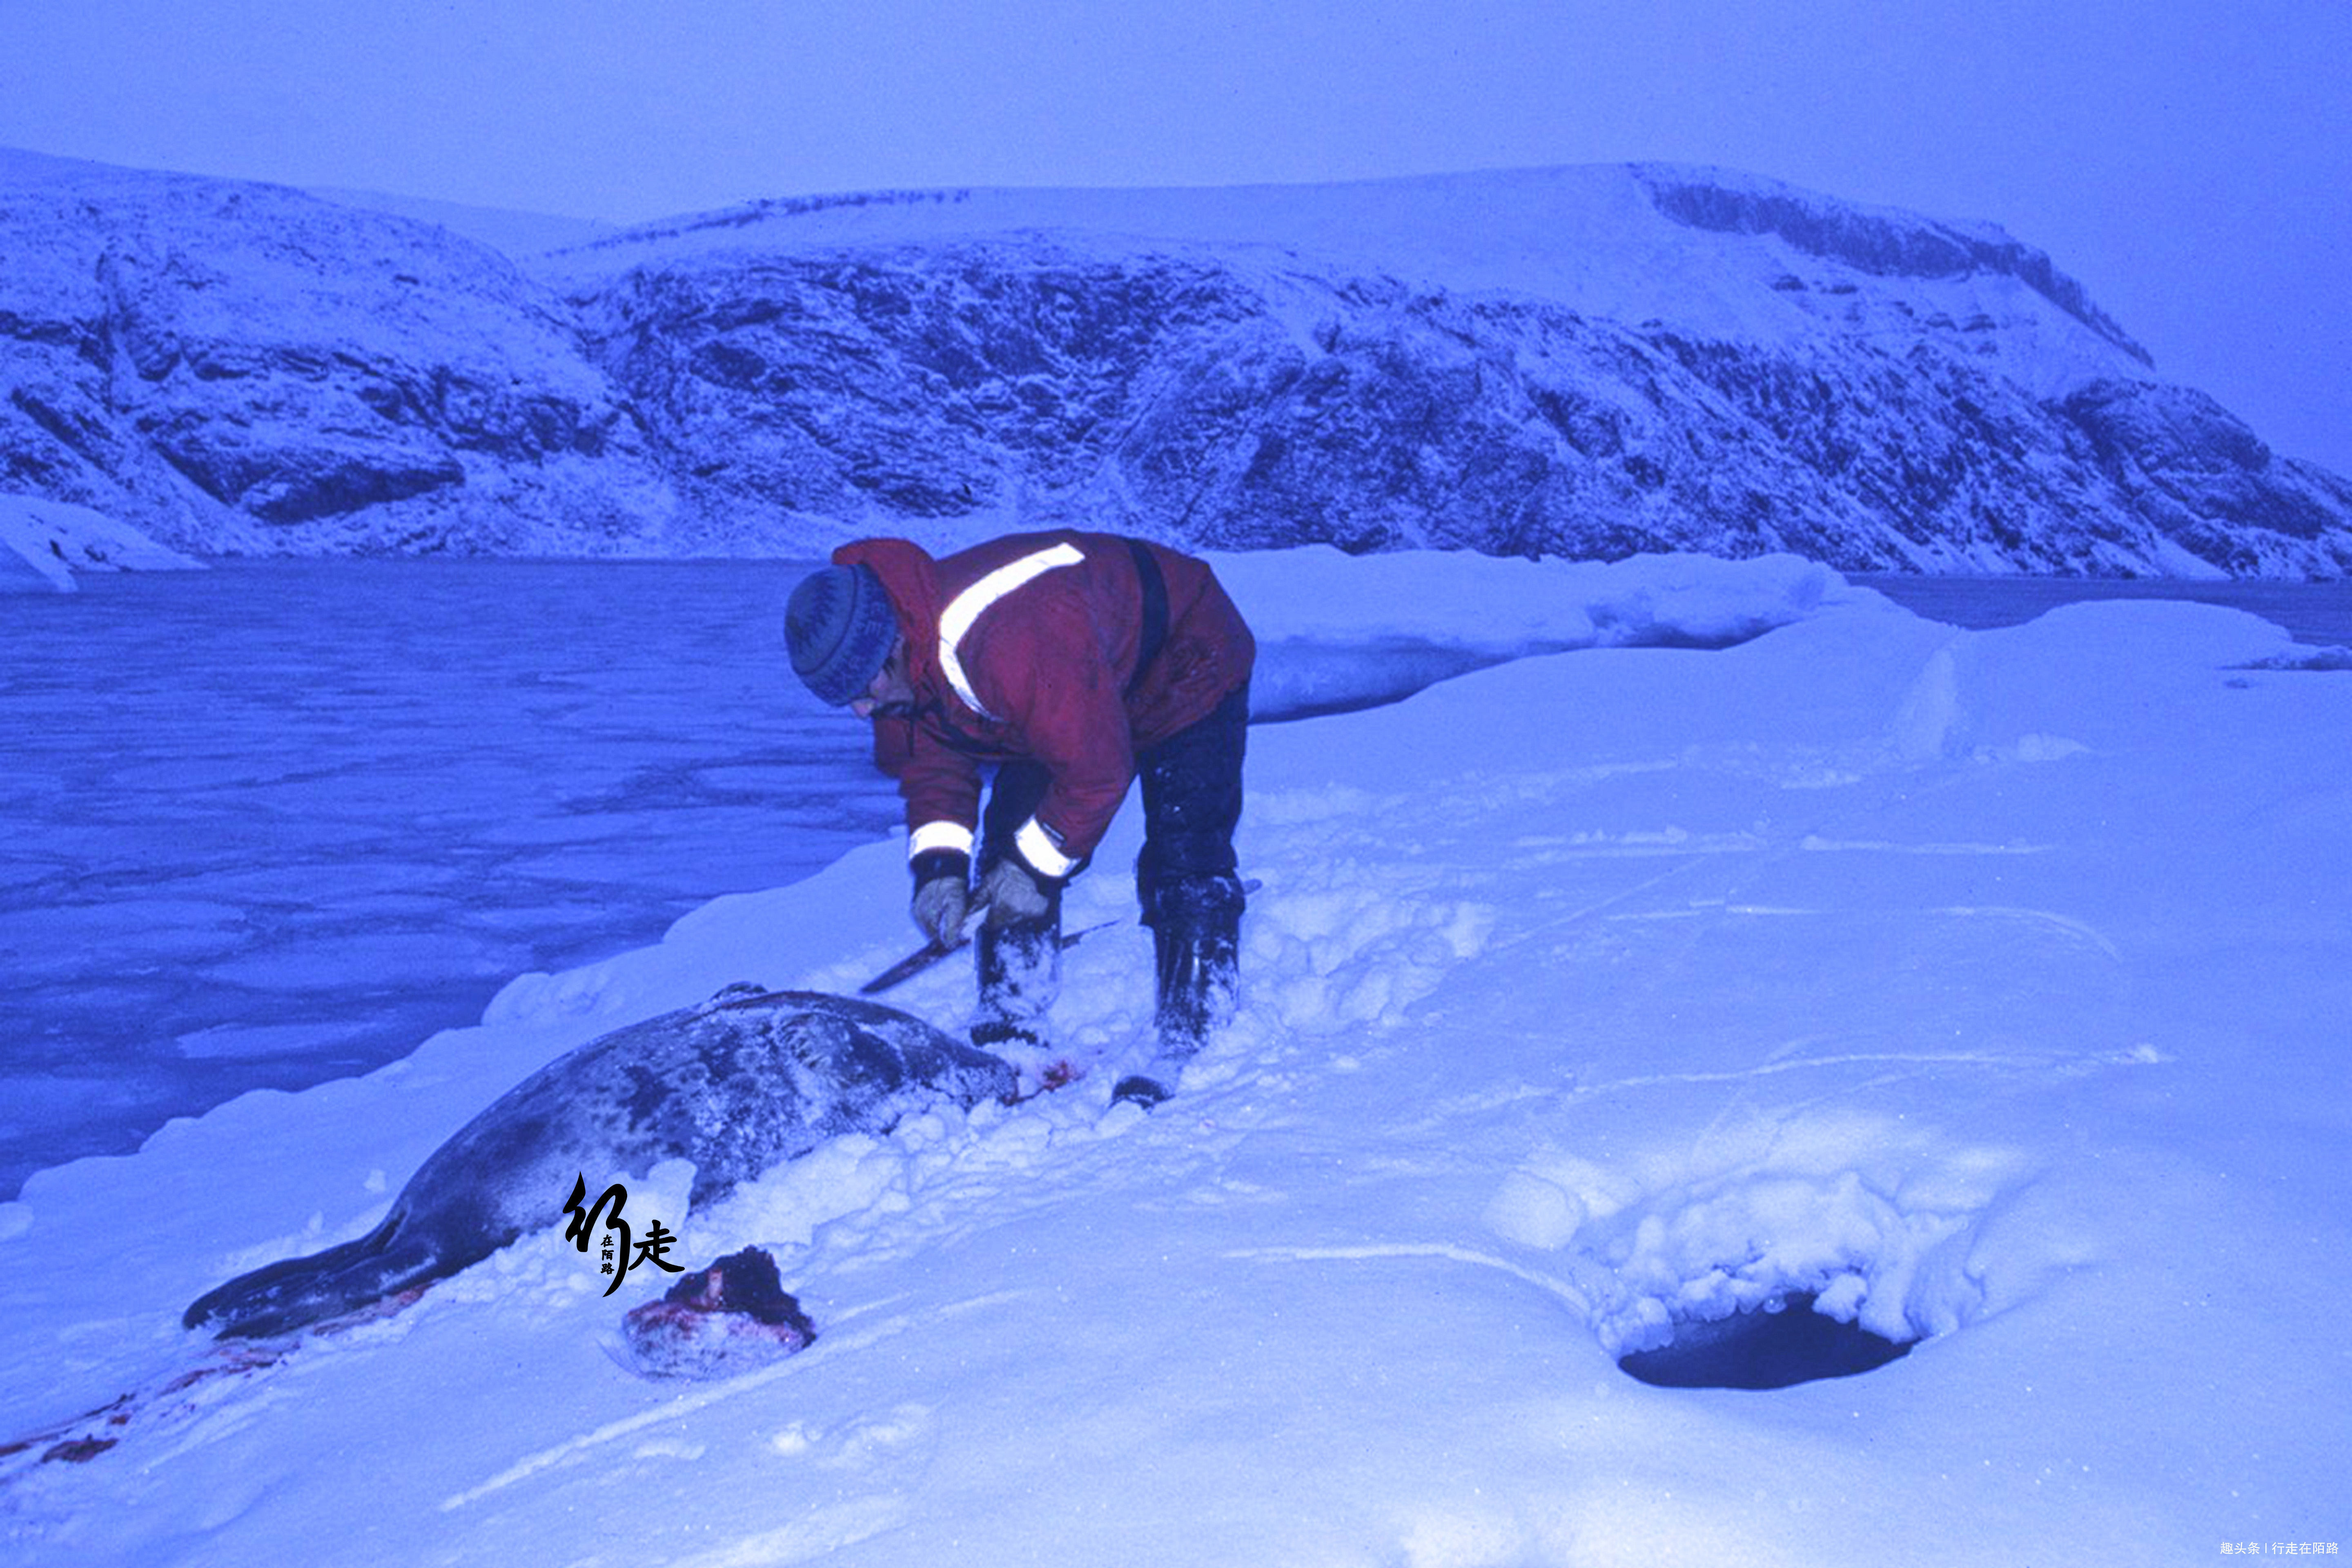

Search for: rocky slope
xmin=4 ymin=150 xmax=2346 ymax=574
xmin=0 ymin=155 xmax=676 ymax=557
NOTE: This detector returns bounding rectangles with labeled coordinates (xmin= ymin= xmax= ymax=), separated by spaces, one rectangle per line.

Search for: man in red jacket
xmin=784 ymin=531 xmax=1255 ymax=1107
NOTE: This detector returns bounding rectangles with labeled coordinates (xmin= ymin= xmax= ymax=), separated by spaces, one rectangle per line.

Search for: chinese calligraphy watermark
xmin=561 ymin=1173 xmax=685 ymax=1296
xmin=2222 ymin=1545 xmax=2340 ymax=1557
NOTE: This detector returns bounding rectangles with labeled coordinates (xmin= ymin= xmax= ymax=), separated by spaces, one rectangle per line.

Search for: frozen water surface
xmin=0 ymin=560 xmax=896 ymax=1198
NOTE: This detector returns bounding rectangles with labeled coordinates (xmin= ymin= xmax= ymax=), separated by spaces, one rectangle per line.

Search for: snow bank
xmin=1222 ymin=546 xmax=1884 ymax=719
xmin=0 ymin=494 xmax=204 ymax=592
xmin=2 ymin=550 xmax=2346 ymax=1566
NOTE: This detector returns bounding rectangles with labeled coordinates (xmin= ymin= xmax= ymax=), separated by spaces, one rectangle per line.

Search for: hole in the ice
xmin=1615 ymin=1292 xmax=1914 ymax=1391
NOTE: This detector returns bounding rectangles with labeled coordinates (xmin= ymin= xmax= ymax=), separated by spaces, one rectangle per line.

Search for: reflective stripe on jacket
xmin=835 ymin=531 xmax=1254 ymax=877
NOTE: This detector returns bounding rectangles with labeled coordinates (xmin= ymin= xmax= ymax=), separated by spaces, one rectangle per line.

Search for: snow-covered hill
xmin=5 ymin=151 xmax=2347 ymax=574
xmin=0 ymin=490 xmax=200 ymax=591
xmin=0 ymin=158 xmax=679 ymax=558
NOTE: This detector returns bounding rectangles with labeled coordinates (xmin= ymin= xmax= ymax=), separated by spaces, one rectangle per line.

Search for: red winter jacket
xmin=834 ymin=532 xmax=1254 ymax=879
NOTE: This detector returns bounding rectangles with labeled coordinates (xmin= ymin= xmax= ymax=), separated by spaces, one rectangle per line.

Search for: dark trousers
xmin=975 ymin=683 xmax=1250 ymax=1050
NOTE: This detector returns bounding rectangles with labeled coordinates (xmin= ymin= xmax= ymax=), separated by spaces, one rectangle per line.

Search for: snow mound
xmin=1495 ymin=1109 xmax=2025 ymax=1356
xmin=1226 ymin=546 xmax=1884 ymax=718
xmin=0 ymin=493 xmax=203 ymax=592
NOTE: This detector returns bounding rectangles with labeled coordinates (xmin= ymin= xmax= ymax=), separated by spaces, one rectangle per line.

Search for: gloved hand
xmin=977 ymin=855 xmax=1054 ymax=926
xmin=910 ymin=852 xmax=972 ymax=946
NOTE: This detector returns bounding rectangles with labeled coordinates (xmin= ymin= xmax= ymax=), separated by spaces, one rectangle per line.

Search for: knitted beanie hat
xmin=784 ymin=564 xmax=898 ymax=705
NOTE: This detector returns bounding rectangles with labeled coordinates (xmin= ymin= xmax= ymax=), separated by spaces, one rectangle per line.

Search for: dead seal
xmin=182 ymin=987 xmax=1015 ymax=1339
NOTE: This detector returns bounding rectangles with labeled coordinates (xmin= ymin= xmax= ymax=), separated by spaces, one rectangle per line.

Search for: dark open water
xmin=1857 ymin=574 xmax=2352 ymax=646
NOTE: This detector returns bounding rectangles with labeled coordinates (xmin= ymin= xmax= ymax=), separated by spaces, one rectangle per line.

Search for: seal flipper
xmin=182 ymin=1211 xmax=432 ymax=1339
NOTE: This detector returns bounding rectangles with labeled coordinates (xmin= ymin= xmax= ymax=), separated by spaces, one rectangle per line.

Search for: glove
xmin=977 ymin=855 xmax=1054 ymax=926
xmin=910 ymin=851 xmax=972 ymax=946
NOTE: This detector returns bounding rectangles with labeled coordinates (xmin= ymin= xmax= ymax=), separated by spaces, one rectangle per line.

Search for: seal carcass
xmin=183 ymin=988 xmax=1016 ymax=1339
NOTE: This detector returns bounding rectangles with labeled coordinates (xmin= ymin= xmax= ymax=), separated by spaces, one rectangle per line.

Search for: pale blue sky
xmin=2 ymin=0 xmax=2344 ymax=474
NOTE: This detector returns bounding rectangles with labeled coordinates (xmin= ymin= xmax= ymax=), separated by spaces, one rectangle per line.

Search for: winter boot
xmin=1113 ymin=874 xmax=1244 ymax=1109
xmin=1152 ymin=913 xmax=1240 ymax=1054
xmin=972 ymin=896 xmax=1062 ymax=1085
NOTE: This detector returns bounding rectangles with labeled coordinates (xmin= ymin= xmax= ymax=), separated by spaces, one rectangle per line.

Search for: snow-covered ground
xmin=2 ymin=548 xmax=2346 ymax=1564
xmin=0 ymin=493 xmax=203 ymax=591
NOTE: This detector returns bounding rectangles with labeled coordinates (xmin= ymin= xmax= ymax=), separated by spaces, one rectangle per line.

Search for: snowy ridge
xmin=2 ymin=549 xmax=2343 ymax=1561
xmin=1626 ymin=163 xmax=2148 ymax=363
xmin=302 ymin=185 xmax=623 ymax=259
xmin=561 ymin=162 xmax=2149 ymax=373
xmin=5 ymin=149 xmax=2350 ymax=573
xmin=0 ymin=160 xmax=682 ymax=559
xmin=0 ymin=490 xmax=201 ymax=591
